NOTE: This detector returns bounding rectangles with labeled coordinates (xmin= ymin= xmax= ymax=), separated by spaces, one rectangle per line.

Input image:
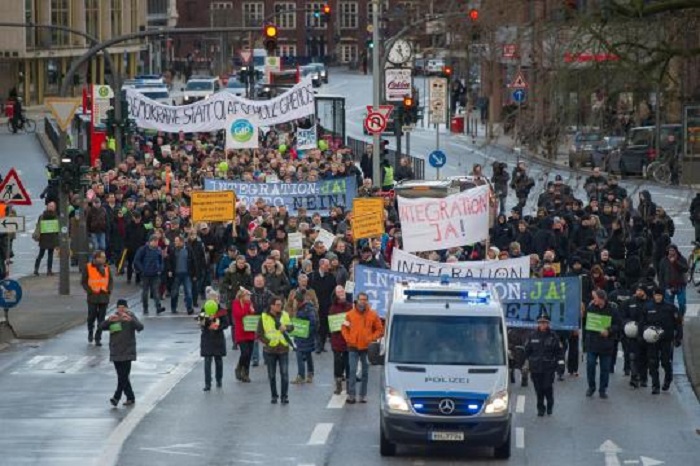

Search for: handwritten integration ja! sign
xmin=397 ymin=184 xmax=490 ymax=252
xmin=191 ymin=191 xmax=236 ymax=223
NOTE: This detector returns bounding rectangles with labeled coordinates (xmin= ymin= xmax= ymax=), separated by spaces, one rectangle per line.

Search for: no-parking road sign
xmin=364 ymin=105 xmax=394 ymax=135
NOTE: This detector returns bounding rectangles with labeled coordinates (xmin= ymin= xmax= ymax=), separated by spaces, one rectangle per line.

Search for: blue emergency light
xmin=403 ymin=289 xmax=491 ymax=304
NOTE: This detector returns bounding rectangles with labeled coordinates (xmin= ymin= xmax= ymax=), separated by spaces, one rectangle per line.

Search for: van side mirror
xmin=368 ymin=340 xmax=384 ymax=366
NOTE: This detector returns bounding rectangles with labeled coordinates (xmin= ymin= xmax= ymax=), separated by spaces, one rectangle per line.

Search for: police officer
xmin=524 ymin=313 xmax=564 ymax=416
xmin=607 ymin=279 xmax=631 ymax=375
xmin=641 ymin=288 xmax=683 ymax=394
xmin=620 ymin=284 xmax=651 ymax=388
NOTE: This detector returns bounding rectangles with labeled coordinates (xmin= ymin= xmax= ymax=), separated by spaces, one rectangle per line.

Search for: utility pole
xmin=371 ymin=0 xmax=381 ymax=188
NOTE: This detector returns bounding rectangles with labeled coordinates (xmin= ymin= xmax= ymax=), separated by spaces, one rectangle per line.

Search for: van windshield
xmin=388 ymin=315 xmax=506 ymax=365
xmin=629 ymin=130 xmax=652 ymax=146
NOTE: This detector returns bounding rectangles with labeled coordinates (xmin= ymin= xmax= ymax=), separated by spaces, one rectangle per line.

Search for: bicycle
xmin=7 ymin=116 xmax=36 ymax=134
xmin=687 ymin=241 xmax=700 ymax=286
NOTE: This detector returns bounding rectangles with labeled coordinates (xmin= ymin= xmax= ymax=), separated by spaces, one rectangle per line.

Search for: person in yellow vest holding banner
xmin=32 ymin=201 xmax=60 ymax=276
xmin=81 ymin=250 xmax=114 ymax=346
xmin=257 ymin=296 xmax=295 ymax=405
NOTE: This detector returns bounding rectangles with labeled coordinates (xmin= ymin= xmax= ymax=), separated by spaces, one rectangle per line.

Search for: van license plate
xmin=430 ymin=431 xmax=464 ymax=441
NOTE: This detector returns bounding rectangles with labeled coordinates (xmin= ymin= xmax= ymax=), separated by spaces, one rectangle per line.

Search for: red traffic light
xmin=443 ymin=66 xmax=453 ymax=76
xmin=469 ymin=8 xmax=479 ymax=21
xmin=322 ymin=4 xmax=331 ymax=14
xmin=264 ymin=24 xmax=278 ymax=38
xmin=403 ymin=96 xmax=414 ymax=108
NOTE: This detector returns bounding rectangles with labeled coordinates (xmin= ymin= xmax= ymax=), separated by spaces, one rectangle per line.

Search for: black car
xmin=608 ymin=124 xmax=682 ymax=176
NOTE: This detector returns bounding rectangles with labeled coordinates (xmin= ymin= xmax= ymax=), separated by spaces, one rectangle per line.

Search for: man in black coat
xmin=124 ymin=212 xmax=148 ymax=284
xmin=621 ymin=284 xmax=652 ymax=388
xmin=525 ymin=313 xmax=564 ymax=416
xmin=583 ymin=289 xmax=622 ymax=399
xmin=641 ymin=288 xmax=683 ymax=394
xmin=309 ymin=258 xmax=337 ymax=354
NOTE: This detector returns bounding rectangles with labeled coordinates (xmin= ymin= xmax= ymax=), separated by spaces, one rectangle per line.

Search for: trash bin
xmin=451 ymin=115 xmax=465 ymax=133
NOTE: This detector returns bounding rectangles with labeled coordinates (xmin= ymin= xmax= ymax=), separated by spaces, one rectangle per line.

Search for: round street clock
xmin=388 ymin=39 xmax=413 ymax=66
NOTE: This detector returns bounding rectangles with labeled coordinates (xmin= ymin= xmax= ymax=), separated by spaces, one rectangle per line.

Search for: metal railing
xmin=347 ymin=135 xmax=425 ymax=180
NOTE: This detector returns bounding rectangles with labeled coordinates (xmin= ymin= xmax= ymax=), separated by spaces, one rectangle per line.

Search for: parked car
xmin=300 ymin=65 xmax=321 ymax=87
xmin=309 ymin=62 xmax=329 ymax=83
xmin=182 ymin=76 xmax=220 ymax=103
xmin=608 ymin=124 xmax=683 ymax=176
xmin=591 ymin=136 xmax=626 ymax=169
xmin=568 ymin=131 xmax=605 ymax=168
xmin=223 ymin=78 xmax=247 ymax=97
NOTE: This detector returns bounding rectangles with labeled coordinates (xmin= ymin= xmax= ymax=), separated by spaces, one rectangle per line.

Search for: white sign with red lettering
xmin=397 ymin=184 xmax=490 ymax=253
xmin=384 ymin=68 xmax=412 ymax=102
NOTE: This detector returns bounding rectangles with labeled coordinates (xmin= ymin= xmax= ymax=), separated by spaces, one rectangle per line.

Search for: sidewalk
xmin=682 ymin=317 xmax=700 ymax=401
xmin=0 ymin=273 xmax=140 ymax=346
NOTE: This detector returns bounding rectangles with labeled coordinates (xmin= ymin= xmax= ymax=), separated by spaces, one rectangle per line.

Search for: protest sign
xmin=352 ymin=198 xmax=385 ymax=239
xmin=225 ymin=116 xmax=259 ymax=150
xmin=585 ymin=313 xmax=612 ymax=333
xmin=204 ymin=177 xmax=356 ymax=215
xmin=296 ymin=126 xmax=317 ymax=150
xmin=288 ymin=232 xmax=304 ymax=259
xmin=328 ymin=313 xmax=347 ymax=333
xmin=390 ymin=248 xmax=530 ymax=279
xmin=243 ymin=315 xmax=260 ymax=332
xmin=316 ymin=228 xmax=337 ymax=250
xmin=353 ymin=265 xmax=581 ymax=330
xmin=126 ymin=77 xmax=315 ymax=132
xmin=290 ymin=318 xmax=310 ymax=338
xmin=191 ymin=191 xmax=236 ymax=223
xmin=397 ymin=184 xmax=490 ymax=252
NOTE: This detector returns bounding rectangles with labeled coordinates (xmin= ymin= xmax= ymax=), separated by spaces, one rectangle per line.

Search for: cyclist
xmin=9 ymin=96 xmax=23 ymax=134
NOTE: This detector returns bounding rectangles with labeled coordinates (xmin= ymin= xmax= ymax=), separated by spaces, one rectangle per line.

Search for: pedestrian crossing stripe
xmin=0 ymin=168 xmax=32 ymax=206
xmin=11 ymin=354 xmax=176 ymax=375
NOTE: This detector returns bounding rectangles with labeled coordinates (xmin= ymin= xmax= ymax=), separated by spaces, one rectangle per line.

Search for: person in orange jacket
xmin=341 ymin=292 xmax=384 ymax=404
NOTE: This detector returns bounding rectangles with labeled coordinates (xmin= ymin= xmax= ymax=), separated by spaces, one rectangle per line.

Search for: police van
xmin=371 ymin=280 xmax=511 ymax=458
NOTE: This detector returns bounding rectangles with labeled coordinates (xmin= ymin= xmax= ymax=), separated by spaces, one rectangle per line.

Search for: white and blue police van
xmin=370 ymin=280 xmax=511 ymax=458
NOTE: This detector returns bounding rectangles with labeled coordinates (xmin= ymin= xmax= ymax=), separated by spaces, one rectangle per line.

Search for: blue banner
xmin=353 ymin=265 xmax=582 ymax=330
xmin=203 ymin=176 xmax=356 ymax=215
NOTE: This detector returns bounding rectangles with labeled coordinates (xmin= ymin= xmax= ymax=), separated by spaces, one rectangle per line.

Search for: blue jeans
xmin=170 ymin=273 xmax=193 ymax=312
xmin=295 ymin=350 xmax=314 ymax=378
xmin=264 ymin=352 xmax=289 ymax=399
xmin=665 ymin=287 xmax=686 ymax=317
xmin=587 ymin=352 xmax=612 ymax=393
xmin=140 ymin=275 xmax=162 ymax=312
xmin=348 ymin=350 xmax=369 ymax=397
xmin=90 ymin=232 xmax=106 ymax=252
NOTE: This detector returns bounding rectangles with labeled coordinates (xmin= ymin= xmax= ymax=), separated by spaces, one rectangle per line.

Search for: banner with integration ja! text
xmin=125 ymin=77 xmax=315 ymax=132
xmin=203 ymin=177 xmax=356 ymax=215
xmin=390 ymin=248 xmax=530 ymax=279
xmin=397 ymin=184 xmax=490 ymax=253
xmin=354 ymin=265 xmax=581 ymax=330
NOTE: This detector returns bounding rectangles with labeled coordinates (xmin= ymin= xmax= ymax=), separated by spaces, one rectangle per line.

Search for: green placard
xmin=243 ymin=315 xmax=260 ymax=332
xmin=585 ymin=312 xmax=612 ymax=333
xmin=109 ymin=322 xmax=123 ymax=333
xmin=290 ymin=318 xmax=310 ymax=339
xmin=328 ymin=313 xmax=347 ymax=333
xmin=40 ymin=219 xmax=60 ymax=234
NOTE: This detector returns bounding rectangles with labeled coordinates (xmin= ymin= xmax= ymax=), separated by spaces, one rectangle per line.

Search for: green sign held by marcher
xmin=243 ymin=315 xmax=260 ymax=332
xmin=328 ymin=313 xmax=347 ymax=333
xmin=585 ymin=313 xmax=612 ymax=333
xmin=290 ymin=318 xmax=310 ymax=339
xmin=40 ymin=219 xmax=59 ymax=234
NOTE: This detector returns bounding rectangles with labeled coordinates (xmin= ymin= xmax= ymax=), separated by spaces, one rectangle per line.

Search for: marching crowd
xmin=24 ymin=129 xmax=688 ymax=413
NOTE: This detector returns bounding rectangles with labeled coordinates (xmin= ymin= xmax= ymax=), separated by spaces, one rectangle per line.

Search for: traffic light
xmin=366 ymin=38 xmax=374 ymax=49
xmin=263 ymin=24 xmax=278 ymax=53
xmin=443 ymin=66 xmax=453 ymax=79
xmin=322 ymin=4 xmax=331 ymax=23
xmin=402 ymin=95 xmax=418 ymax=125
xmin=403 ymin=95 xmax=414 ymax=110
xmin=468 ymin=8 xmax=479 ymax=21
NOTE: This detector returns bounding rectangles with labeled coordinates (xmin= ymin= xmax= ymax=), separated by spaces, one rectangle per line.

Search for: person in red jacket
xmin=329 ymin=285 xmax=353 ymax=395
xmin=232 ymin=288 xmax=256 ymax=382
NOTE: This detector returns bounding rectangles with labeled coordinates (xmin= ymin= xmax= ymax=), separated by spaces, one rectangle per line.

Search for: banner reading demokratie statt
xmin=203 ymin=177 xmax=356 ymax=215
xmin=125 ymin=77 xmax=315 ymax=132
xmin=354 ymin=265 xmax=582 ymax=330
xmin=390 ymin=248 xmax=530 ymax=279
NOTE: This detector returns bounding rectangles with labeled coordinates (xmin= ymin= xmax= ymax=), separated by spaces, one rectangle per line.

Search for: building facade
xmin=0 ymin=0 xmax=148 ymax=105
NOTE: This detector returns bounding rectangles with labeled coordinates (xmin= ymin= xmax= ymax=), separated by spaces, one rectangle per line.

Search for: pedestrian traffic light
xmin=263 ymin=24 xmax=278 ymax=53
xmin=469 ymin=9 xmax=479 ymax=21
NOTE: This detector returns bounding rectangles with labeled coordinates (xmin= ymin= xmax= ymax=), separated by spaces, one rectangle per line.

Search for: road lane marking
xmin=515 ymin=427 xmax=525 ymax=449
xmin=515 ymin=395 xmax=525 ymax=413
xmin=307 ymin=423 xmax=333 ymax=445
xmin=95 ymin=348 xmax=201 ymax=466
xmin=63 ymin=356 xmax=97 ymax=374
xmin=326 ymin=394 xmax=347 ymax=409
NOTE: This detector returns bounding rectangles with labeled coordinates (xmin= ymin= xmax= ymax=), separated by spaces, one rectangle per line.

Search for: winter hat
xmin=116 ymin=299 xmax=128 ymax=308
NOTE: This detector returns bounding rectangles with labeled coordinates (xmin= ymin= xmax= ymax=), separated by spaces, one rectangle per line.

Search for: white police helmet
xmin=624 ymin=321 xmax=639 ymax=339
xmin=643 ymin=326 xmax=663 ymax=344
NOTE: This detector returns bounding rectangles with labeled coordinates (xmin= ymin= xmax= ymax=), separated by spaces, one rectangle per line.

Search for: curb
xmin=681 ymin=318 xmax=700 ymax=402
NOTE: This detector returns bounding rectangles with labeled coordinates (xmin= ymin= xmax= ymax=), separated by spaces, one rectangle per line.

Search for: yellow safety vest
xmin=261 ymin=311 xmax=292 ymax=347
xmin=87 ymin=263 xmax=110 ymax=293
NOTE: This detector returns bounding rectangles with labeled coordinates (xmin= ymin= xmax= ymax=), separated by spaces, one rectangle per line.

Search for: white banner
xmin=125 ymin=77 xmax=315 ymax=132
xmin=390 ymin=248 xmax=530 ymax=279
xmin=397 ymin=184 xmax=490 ymax=253
xmin=225 ymin=115 xmax=259 ymax=150
xmin=296 ymin=126 xmax=317 ymax=150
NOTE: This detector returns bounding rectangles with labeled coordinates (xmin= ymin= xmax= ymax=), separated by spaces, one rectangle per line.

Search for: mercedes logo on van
xmin=438 ymin=398 xmax=456 ymax=415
